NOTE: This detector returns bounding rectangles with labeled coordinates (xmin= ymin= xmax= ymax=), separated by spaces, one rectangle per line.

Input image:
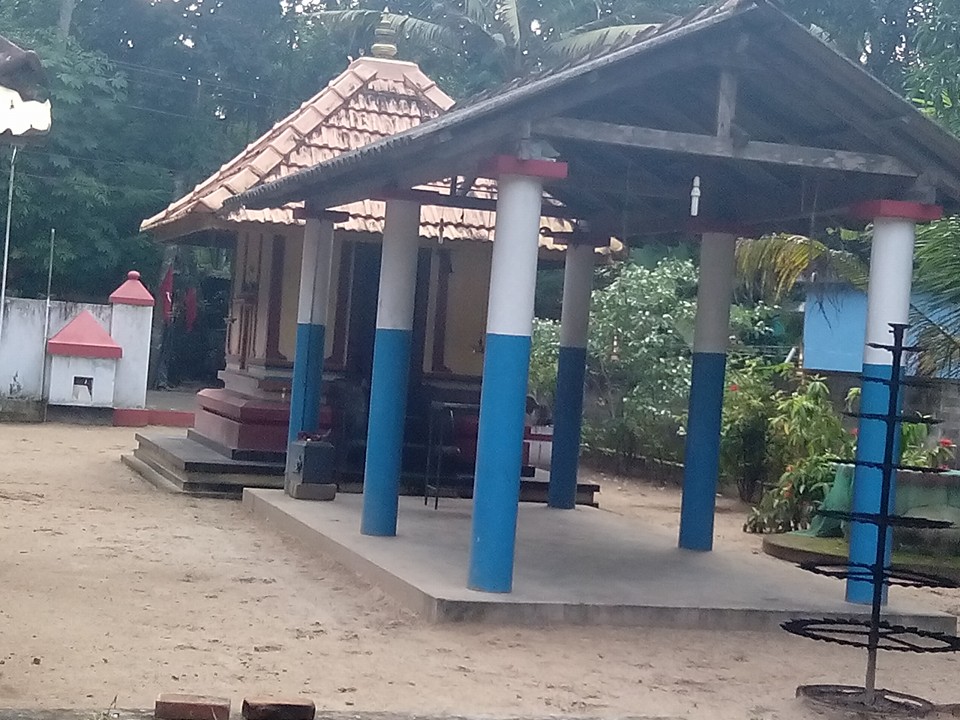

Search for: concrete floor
xmin=244 ymin=489 xmax=956 ymax=631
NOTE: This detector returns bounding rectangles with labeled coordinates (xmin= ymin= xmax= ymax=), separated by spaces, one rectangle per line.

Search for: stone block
xmin=242 ymin=698 xmax=316 ymax=720
xmin=155 ymin=694 xmax=230 ymax=720
xmin=285 ymin=479 xmax=337 ymax=501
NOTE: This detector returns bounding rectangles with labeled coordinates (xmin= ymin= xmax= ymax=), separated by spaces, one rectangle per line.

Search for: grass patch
xmin=763 ymin=532 xmax=960 ymax=579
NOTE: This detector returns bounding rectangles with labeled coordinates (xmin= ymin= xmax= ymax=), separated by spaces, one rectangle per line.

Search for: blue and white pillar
xmin=288 ymin=217 xmax=335 ymax=443
xmin=548 ymin=240 xmax=595 ymax=509
xmin=846 ymin=200 xmax=941 ymax=604
xmin=360 ymin=199 xmax=421 ymax=537
xmin=679 ymin=231 xmax=737 ymax=551
xmin=469 ymin=156 xmax=567 ymax=593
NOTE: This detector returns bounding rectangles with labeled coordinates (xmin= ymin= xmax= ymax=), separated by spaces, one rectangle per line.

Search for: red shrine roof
xmin=109 ymin=270 xmax=154 ymax=307
xmin=47 ymin=311 xmax=122 ymax=359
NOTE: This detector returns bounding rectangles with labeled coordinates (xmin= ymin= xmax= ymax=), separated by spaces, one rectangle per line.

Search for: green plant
xmin=528 ymin=318 xmax=560 ymax=408
xmin=744 ymin=455 xmax=839 ymax=533
xmin=583 ymin=258 xmax=696 ymax=469
xmin=719 ymin=359 xmax=783 ymax=502
xmin=739 ymin=371 xmax=856 ymax=533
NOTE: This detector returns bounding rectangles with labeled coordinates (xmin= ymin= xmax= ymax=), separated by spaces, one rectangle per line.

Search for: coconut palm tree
xmin=309 ymin=0 xmax=676 ymax=84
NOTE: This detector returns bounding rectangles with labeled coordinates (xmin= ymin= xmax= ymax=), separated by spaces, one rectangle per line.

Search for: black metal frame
xmin=784 ymin=323 xmax=960 ymax=714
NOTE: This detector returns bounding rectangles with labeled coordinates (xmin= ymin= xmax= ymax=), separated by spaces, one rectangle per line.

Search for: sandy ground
xmin=2 ymin=424 xmax=960 ymax=719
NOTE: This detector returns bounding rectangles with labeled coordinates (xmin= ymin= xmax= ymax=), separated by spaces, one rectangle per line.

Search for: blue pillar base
xmin=360 ymin=328 xmax=412 ymax=537
xmin=468 ymin=332 xmax=532 ymax=593
xmin=288 ymin=322 xmax=326 ymax=444
xmin=846 ymin=362 xmax=900 ymax=605
xmin=548 ymin=345 xmax=587 ymax=509
xmin=678 ymin=352 xmax=727 ymax=552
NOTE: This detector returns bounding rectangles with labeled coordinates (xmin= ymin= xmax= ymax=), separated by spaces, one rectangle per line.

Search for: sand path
xmin=1 ymin=423 xmax=959 ymax=718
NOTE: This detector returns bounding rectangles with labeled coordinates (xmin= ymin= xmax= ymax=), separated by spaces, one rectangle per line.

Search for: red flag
xmin=159 ymin=266 xmax=174 ymax=325
xmin=184 ymin=286 xmax=198 ymax=332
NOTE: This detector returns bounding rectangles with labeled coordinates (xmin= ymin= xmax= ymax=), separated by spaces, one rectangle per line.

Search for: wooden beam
xmin=373 ymin=187 xmax=577 ymax=219
xmin=715 ymin=69 xmax=737 ymax=140
xmin=749 ymin=40 xmax=958 ymax=195
xmin=533 ymin=117 xmax=917 ymax=177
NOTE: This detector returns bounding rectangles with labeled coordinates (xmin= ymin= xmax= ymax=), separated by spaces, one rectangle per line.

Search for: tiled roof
xmin=141 ymin=55 xmax=579 ymax=250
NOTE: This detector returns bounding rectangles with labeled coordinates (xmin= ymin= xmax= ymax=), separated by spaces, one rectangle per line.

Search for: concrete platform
xmin=243 ymin=489 xmax=957 ymax=631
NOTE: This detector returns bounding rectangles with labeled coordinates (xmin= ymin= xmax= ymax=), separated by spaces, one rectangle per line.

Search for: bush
xmin=582 ymin=258 xmax=697 ymax=468
xmin=528 ymin=318 xmax=560 ymax=409
xmin=726 ymin=367 xmax=856 ymax=533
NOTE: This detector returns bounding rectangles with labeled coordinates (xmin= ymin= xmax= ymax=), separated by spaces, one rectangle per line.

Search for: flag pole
xmin=0 ymin=145 xmax=19 ymax=348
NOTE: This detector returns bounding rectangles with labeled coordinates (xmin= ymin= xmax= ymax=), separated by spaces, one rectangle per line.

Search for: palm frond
xmin=461 ymin=0 xmax=496 ymax=29
xmin=912 ymin=302 xmax=960 ymax=376
xmin=391 ymin=14 xmax=461 ymax=49
xmin=309 ymin=10 xmax=459 ymax=51
xmin=495 ymin=0 xmax=521 ymax=48
xmin=734 ymin=234 xmax=867 ymax=301
xmin=912 ymin=216 xmax=960 ymax=375
xmin=308 ymin=9 xmax=385 ymax=33
xmin=915 ymin=216 xmax=960 ymax=303
xmin=544 ymin=24 xmax=659 ymax=61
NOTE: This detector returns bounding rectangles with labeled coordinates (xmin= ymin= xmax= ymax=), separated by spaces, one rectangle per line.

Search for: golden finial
xmin=371 ymin=16 xmax=398 ymax=59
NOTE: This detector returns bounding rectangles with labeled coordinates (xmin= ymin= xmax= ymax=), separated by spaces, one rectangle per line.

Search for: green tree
xmin=310 ymin=0 xmax=679 ymax=95
xmin=0 ymin=0 xmax=346 ymax=301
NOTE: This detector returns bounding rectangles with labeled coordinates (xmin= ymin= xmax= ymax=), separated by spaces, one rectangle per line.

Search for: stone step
xmin=134 ymin=433 xmax=284 ymax=476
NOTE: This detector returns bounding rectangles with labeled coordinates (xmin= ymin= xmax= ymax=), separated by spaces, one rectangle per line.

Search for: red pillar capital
xmin=849 ymin=200 xmax=942 ymax=223
xmin=480 ymin=155 xmax=568 ymax=181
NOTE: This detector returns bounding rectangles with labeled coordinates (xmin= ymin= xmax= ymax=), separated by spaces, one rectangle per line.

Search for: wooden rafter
xmin=532 ymin=117 xmax=917 ymax=177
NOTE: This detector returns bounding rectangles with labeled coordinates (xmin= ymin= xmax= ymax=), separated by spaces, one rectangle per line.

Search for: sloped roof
xmin=47 ymin=311 xmax=122 ymax=359
xmin=142 ymin=54 xmax=576 ymax=250
xmin=227 ymin=0 xmax=960 ymax=237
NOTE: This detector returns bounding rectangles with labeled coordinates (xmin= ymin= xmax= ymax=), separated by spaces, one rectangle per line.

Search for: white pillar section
xmin=862 ymin=218 xmax=915 ymax=364
xmin=297 ymin=219 xmax=320 ymax=324
xmin=693 ymin=232 xmax=737 ymax=353
xmin=312 ymin=220 xmax=335 ymax=326
xmin=486 ymin=174 xmax=544 ymax=336
xmin=559 ymin=243 xmax=594 ymax=349
xmin=296 ymin=218 xmax=334 ymax=326
xmin=377 ymin=200 xmax=421 ymax=331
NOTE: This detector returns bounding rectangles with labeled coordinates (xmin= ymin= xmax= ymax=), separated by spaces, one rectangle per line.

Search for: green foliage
xmin=906 ymin=0 xmax=960 ymax=134
xmin=738 ymin=368 xmax=956 ymax=534
xmin=0 ymin=0 xmax=347 ymax=302
xmin=745 ymin=455 xmax=840 ymax=534
xmin=528 ymin=317 xmax=560 ymax=408
xmin=719 ymin=360 xmax=784 ymax=503
xmin=740 ymin=372 xmax=855 ymax=533
xmin=582 ymin=258 xmax=696 ymax=466
xmin=311 ymin=0 xmax=681 ymax=92
xmin=0 ymin=28 xmax=167 ymax=300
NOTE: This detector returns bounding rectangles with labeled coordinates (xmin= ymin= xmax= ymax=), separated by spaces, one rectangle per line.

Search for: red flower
xmin=940 ymin=438 xmax=954 ymax=448
xmin=729 ymin=383 xmax=739 ymax=392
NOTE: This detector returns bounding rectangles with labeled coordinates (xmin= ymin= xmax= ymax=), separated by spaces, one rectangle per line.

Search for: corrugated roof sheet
xmin=141 ymin=54 xmax=581 ymax=251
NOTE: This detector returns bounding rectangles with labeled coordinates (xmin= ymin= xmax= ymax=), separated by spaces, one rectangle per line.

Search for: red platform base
xmin=113 ymin=407 xmax=195 ymax=428
xmin=193 ymin=388 xmax=290 ymax=454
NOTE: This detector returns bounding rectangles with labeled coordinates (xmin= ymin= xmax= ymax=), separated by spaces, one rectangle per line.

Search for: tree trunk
xmin=57 ymin=0 xmax=76 ymax=44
